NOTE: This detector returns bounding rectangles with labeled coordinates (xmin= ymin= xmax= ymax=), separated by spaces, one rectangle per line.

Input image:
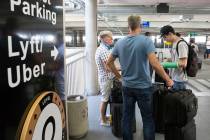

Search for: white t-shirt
xmin=169 ymin=40 xmax=188 ymax=82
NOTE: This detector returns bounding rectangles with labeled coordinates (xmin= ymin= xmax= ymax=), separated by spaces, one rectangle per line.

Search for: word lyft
xmin=7 ymin=36 xmax=45 ymax=88
xmin=10 ymin=0 xmax=56 ymax=25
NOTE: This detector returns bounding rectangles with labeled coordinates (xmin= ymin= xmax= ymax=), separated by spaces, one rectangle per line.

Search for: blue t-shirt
xmin=112 ymin=35 xmax=156 ymax=89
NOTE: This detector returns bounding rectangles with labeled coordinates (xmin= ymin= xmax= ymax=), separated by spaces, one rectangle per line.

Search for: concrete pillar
xmin=73 ymin=30 xmax=78 ymax=47
xmin=84 ymin=0 xmax=98 ymax=95
xmin=79 ymin=31 xmax=84 ymax=47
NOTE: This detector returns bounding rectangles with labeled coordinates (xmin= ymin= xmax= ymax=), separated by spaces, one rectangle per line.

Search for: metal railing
xmin=65 ymin=49 xmax=85 ymax=96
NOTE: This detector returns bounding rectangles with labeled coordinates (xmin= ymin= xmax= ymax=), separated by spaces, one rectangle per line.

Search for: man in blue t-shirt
xmin=106 ymin=15 xmax=173 ymax=140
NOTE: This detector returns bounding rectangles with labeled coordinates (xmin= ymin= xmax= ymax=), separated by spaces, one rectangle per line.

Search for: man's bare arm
xmin=178 ymin=57 xmax=188 ymax=68
xmin=106 ymin=54 xmax=121 ymax=79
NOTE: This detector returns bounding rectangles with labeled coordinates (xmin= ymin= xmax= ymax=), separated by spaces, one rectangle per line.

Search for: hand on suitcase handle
xmin=166 ymin=78 xmax=174 ymax=88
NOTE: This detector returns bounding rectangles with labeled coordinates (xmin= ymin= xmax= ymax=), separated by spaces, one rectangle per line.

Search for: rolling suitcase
xmin=110 ymin=103 xmax=136 ymax=137
xmin=153 ymin=83 xmax=168 ymax=133
xmin=109 ymin=78 xmax=123 ymax=103
xmin=164 ymin=89 xmax=198 ymax=126
xmin=165 ymin=119 xmax=196 ymax=140
xmin=109 ymin=79 xmax=136 ymax=137
xmin=155 ymin=68 xmax=169 ymax=85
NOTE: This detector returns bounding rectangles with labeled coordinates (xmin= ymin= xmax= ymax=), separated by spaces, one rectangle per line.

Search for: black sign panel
xmin=0 ymin=0 xmax=65 ymax=139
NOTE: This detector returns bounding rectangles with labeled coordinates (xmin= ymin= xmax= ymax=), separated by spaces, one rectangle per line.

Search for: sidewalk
xmin=191 ymin=58 xmax=210 ymax=79
xmin=203 ymin=59 xmax=210 ymax=65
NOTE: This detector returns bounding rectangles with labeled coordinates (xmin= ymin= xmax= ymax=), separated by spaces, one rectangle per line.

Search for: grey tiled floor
xmin=70 ymin=95 xmax=210 ymax=140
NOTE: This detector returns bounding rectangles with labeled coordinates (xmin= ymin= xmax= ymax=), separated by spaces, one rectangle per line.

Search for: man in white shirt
xmin=160 ymin=25 xmax=188 ymax=90
xmin=95 ymin=31 xmax=115 ymax=126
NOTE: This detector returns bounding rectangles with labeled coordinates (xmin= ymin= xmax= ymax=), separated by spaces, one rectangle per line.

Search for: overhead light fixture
xmin=182 ymin=14 xmax=194 ymax=20
xmin=179 ymin=14 xmax=193 ymax=22
xmin=156 ymin=3 xmax=169 ymax=13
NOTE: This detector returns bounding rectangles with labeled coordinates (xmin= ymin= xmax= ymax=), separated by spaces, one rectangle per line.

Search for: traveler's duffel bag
xmin=165 ymin=119 xmax=196 ymax=140
xmin=164 ymin=89 xmax=198 ymax=126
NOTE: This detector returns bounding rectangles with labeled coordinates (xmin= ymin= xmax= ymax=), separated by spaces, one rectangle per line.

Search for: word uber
xmin=7 ymin=36 xmax=45 ymax=88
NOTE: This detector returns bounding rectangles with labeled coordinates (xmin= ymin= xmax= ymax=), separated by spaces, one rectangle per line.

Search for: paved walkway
xmin=187 ymin=58 xmax=210 ymax=96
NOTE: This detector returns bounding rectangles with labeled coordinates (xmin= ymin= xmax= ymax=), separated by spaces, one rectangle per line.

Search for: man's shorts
xmin=99 ymin=79 xmax=113 ymax=102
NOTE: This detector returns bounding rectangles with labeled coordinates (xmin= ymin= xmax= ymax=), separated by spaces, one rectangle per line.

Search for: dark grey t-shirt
xmin=112 ymin=35 xmax=156 ymax=89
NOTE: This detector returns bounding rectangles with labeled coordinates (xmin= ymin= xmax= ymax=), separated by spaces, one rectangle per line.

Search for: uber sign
xmin=7 ymin=35 xmax=46 ymax=88
xmin=0 ymin=0 xmax=66 ymax=140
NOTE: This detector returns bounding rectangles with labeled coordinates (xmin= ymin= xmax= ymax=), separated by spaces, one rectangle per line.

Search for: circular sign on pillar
xmin=17 ymin=91 xmax=65 ymax=140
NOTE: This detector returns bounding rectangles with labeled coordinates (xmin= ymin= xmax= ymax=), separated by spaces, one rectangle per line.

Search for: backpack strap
xmin=176 ymin=39 xmax=188 ymax=56
xmin=175 ymin=39 xmax=188 ymax=75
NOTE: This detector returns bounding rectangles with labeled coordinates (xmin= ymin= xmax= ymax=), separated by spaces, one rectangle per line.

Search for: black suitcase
xmin=165 ymin=119 xmax=196 ymax=140
xmin=153 ymin=83 xmax=168 ymax=133
xmin=164 ymin=89 xmax=198 ymax=126
xmin=155 ymin=68 xmax=169 ymax=85
xmin=109 ymin=79 xmax=123 ymax=103
xmin=110 ymin=103 xmax=136 ymax=137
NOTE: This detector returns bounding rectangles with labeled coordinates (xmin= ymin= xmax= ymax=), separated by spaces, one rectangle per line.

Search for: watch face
xmin=18 ymin=91 xmax=65 ymax=140
xmin=0 ymin=0 xmax=66 ymax=139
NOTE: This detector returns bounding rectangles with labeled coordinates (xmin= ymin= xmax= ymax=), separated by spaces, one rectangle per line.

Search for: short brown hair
xmin=128 ymin=15 xmax=141 ymax=31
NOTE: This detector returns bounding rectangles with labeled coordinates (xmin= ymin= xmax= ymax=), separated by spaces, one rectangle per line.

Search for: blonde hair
xmin=99 ymin=30 xmax=113 ymax=39
xmin=128 ymin=15 xmax=141 ymax=31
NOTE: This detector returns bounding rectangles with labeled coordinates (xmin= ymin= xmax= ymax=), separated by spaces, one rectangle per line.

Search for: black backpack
xmin=176 ymin=39 xmax=198 ymax=77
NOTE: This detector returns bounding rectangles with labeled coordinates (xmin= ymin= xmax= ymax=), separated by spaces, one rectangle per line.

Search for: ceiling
xmin=99 ymin=0 xmax=210 ymax=6
xmin=65 ymin=0 xmax=210 ymax=35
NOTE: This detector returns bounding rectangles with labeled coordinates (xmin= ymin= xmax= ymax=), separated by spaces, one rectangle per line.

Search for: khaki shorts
xmin=99 ymin=79 xmax=113 ymax=102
